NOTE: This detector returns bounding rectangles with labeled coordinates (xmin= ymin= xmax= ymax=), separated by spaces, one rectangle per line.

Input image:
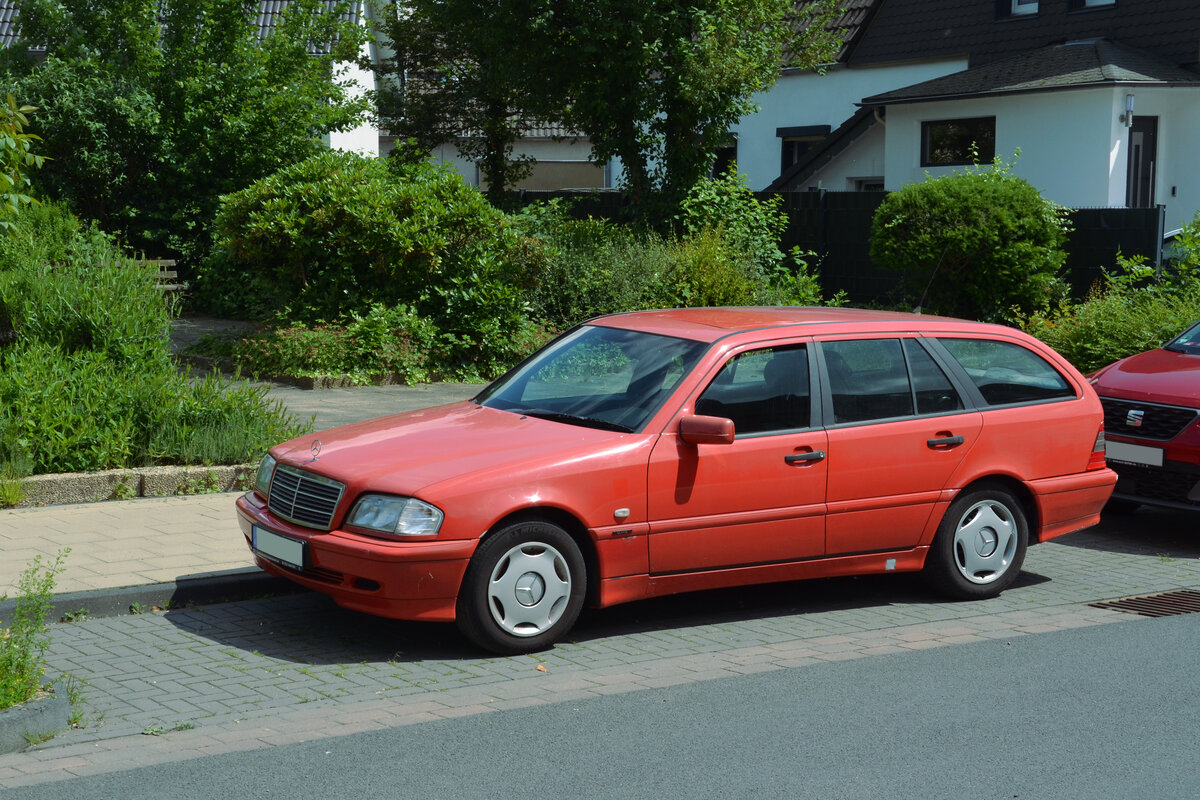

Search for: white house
xmin=757 ymin=0 xmax=1200 ymax=235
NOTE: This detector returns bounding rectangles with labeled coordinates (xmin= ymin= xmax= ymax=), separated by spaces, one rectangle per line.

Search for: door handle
xmin=785 ymin=451 xmax=826 ymax=464
xmin=927 ymin=435 xmax=965 ymax=448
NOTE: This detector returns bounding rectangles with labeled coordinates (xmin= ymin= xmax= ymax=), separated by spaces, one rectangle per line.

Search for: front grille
xmin=1100 ymin=397 xmax=1198 ymax=441
xmin=267 ymin=464 xmax=345 ymax=529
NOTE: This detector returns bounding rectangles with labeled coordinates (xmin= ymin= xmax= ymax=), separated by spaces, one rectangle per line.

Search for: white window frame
xmin=1011 ymin=0 xmax=1038 ymax=15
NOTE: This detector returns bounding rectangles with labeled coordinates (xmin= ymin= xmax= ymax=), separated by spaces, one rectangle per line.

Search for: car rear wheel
xmin=925 ymin=485 xmax=1028 ymax=600
xmin=456 ymin=520 xmax=586 ymax=654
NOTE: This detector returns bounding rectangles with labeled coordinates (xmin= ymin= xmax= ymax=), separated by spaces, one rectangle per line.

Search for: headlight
xmin=254 ymin=454 xmax=277 ymax=496
xmin=346 ymin=494 xmax=444 ymax=538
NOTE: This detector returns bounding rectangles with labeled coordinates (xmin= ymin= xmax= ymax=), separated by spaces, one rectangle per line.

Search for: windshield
xmin=476 ymin=325 xmax=708 ymax=432
xmin=1164 ymin=320 xmax=1200 ymax=355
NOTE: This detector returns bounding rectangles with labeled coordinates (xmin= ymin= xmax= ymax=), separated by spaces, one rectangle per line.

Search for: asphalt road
xmin=6 ymin=612 xmax=1196 ymax=799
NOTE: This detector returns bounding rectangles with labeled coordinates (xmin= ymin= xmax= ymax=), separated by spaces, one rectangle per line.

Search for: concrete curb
xmin=0 ymin=684 xmax=69 ymax=755
xmin=6 ymin=464 xmax=256 ymax=508
xmin=0 ymin=568 xmax=308 ymax=624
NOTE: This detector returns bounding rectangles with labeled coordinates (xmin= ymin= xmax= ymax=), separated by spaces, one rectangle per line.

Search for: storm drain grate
xmin=1090 ymin=589 xmax=1200 ymax=618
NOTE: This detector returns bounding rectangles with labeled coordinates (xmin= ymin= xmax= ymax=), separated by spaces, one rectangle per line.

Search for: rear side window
xmin=937 ymin=338 xmax=1075 ymax=405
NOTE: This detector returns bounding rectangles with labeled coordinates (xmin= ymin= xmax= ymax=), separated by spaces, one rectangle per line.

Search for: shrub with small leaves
xmin=870 ymin=154 xmax=1069 ymax=322
xmin=0 ymin=549 xmax=68 ymax=710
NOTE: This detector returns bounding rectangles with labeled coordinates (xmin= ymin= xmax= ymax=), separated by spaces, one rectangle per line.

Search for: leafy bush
xmin=519 ymin=199 xmax=832 ymax=330
xmin=0 ymin=549 xmax=67 ymax=711
xmin=208 ymin=304 xmax=439 ymax=385
xmin=870 ymin=155 xmax=1069 ymax=322
xmin=202 ymin=151 xmax=544 ymax=377
xmin=677 ymin=168 xmax=787 ymax=274
xmin=0 ymin=203 xmax=308 ymax=475
xmin=1019 ymin=215 xmax=1200 ymax=373
xmin=3 ymin=1 xmax=368 ymax=260
xmin=0 ymin=203 xmax=174 ymax=368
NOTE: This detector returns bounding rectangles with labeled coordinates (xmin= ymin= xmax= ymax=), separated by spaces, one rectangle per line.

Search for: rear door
xmin=818 ymin=336 xmax=983 ymax=555
xmin=647 ymin=342 xmax=828 ymax=573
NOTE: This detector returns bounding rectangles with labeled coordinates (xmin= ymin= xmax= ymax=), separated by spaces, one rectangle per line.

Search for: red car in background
xmin=237 ymin=307 xmax=1115 ymax=653
xmin=1089 ymin=320 xmax=1200 ymax=512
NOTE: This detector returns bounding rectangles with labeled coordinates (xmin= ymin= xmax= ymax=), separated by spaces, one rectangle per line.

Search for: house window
xmin=851 ymin=177 xmax=884 ymax=192
xmin=997 ymin=0 xmax=1037 ymax=17
xmin=1069 ymin=0 xmax=1114 ymax=8
xmin=777 ymin=125 xmax=831 ymax=174
xmin=921 ymin=117 xmax=995 ymax=167
xmin=712 ymin=136 xmax=737 ymax=177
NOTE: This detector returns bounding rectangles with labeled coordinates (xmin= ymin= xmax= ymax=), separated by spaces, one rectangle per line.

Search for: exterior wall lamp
xmin=1119 ymin=93 xmax=1135 ymax=127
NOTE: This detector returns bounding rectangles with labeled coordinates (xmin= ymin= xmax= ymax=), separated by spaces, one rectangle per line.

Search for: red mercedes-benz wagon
xmin=237 ymin=307 xmax=1116 ymax=653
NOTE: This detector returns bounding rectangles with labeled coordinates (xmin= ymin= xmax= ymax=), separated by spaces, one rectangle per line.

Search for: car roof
xmin=587 ymin=306 xmax=973 ymax=343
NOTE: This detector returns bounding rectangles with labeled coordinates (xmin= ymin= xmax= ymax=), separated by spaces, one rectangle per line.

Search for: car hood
xmin=1093 ymin=348 xmax=1200 ymax=406
xmin=271 ymin=401 xmax=641 ymax=497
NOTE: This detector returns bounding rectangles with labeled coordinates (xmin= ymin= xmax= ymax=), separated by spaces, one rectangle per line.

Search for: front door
xmin=1126 ymin=116 xmax=1158 ymax=208
xmin=647 ymin=343 xmax=827 ymax=573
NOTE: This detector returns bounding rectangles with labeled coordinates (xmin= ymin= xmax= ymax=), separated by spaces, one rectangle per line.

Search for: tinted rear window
xmin=937 ymin=338 xmax=1075 ymax=405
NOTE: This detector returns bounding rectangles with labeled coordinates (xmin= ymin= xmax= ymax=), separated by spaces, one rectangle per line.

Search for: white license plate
xmin=252 ymin=525 xmax=306 ymax=569
xmin=1106 ymin=440 xmax=1164 ymax=468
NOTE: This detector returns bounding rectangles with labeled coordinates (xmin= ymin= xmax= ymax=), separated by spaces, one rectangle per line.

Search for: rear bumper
xmin=236 ymin=492 xmax=476 ymax=622
xmin=1029 ymin=468 xmax=1117 ymax=541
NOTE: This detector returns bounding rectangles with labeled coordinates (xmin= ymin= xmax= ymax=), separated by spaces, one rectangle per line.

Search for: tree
xmin=0 ymin=94 xmax=46 ymax=232
xmin=869 ymin=157 xmax=1070 ymax=323
xmin=543 ymin=0 xmax=844 ymax=215
xmin=1 ymin=0 xmax=368 ymax=260
xmin=376 ymin=0 xmax=844 ymax=216
xmin=374 ymin=0 xmax=547 ymax=208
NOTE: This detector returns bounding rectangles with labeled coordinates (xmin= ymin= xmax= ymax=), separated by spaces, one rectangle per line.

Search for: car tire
xmin=925 ymin=485 xmax=1028 ymax=600
xmin=456 ymin=520 xmax=586 ymax=654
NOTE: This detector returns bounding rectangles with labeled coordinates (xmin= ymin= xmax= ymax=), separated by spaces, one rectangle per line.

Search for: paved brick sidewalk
xmin=0 ymin=494 xmax=251 ymax=596
xmin=2 ymin=518 xmax=1198 ymax=789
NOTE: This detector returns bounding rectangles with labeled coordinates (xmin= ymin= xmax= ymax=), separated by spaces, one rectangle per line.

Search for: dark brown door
xmin=1126 ymin=117 xmax=1158 ymax=208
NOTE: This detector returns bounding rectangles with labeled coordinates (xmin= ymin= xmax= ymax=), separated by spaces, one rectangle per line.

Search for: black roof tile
xmin=863 ymin=38 xmax=1200 ymax=105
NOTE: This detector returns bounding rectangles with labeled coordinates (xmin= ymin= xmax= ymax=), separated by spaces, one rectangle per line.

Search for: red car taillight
xmin=1087 ymin=424 xmax=1107 ymax=470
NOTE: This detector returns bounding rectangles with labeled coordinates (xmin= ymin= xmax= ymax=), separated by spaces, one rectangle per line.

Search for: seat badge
xmin=310 ymin=439 xmax=322 ymax=462
xmin=1124 ymin=409 xmax=1144 ymax=428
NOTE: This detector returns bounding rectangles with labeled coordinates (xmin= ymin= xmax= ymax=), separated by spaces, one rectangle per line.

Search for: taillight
xmin=1087 ymin=424 xmax=1107 ymax=470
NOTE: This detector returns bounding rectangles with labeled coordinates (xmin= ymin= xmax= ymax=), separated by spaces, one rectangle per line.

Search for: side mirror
xmin=679 ymin=414 xmax=735 ymax=445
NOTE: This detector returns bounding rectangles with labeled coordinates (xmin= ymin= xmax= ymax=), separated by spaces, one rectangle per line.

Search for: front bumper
xmin=1108 ymin=458 xmax=1200 ymax=511
xmin=236 ymin=491 xmax=477 ymax=622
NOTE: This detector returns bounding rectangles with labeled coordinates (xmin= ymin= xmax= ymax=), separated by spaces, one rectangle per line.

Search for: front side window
xmin=1070 ymin=0 xmax=1113 ymax=8
xmin=937 ymin=338 xmax=1075 ymax=405
xmin=479 ymin=325 xmax=707 ymax=432
xmin=921 ymin=117 xmax=996 ymax=166
xmin=696 ymin=345 xmax=810 ymax=435
xmin=1011 ymin=0 xmax=1038 ymax=15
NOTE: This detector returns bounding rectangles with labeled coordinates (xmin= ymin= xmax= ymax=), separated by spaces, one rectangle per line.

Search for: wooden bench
xmin=143 ymin=258 xmax=186 ymax=295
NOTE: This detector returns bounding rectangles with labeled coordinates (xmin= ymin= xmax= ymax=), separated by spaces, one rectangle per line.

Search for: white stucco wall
xmin=801 ymin=122 xmax=887 ymax=191
xmin=326 ymin=58 xmax=380 ymax=156
xmin=881 ymin=86 xmax=1200 ymax=233
xmin=1143 ymin=87 xmax=1200 ymax=233
xmin=731 ymin=59 xmax=967 ymax=190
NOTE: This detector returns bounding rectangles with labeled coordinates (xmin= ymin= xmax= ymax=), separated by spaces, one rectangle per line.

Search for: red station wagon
xmin=236 ymin=307 xmax=1116 ymax=653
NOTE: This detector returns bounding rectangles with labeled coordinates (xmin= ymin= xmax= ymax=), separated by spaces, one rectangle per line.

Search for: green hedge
xmin=0 ymin=203 xmax=307 ymax=480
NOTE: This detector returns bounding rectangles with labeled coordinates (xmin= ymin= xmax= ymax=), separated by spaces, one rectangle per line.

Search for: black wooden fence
xmin=518 ymin=189 xmax=1168 ymax=305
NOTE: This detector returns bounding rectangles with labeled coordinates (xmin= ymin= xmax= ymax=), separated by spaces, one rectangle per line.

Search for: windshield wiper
xmin=510 ymin=408 xmax=634 ymax=433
